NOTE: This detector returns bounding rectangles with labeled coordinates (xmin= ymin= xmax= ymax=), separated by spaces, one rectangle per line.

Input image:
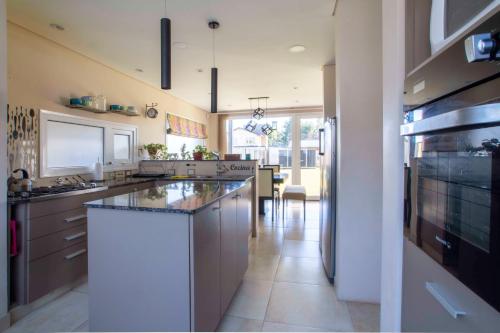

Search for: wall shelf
xmin=65 ymin=104 xmax=140 ymax=117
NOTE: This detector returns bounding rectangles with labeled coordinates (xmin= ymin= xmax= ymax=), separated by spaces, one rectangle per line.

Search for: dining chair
xmin=258 ymin=168 xmax=276 ymax=221
xmin=263 ymin=164 xmax=281 ymax=209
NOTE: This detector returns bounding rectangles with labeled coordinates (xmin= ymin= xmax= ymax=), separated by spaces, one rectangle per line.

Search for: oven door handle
xmin=401 ymin=103 xmax=500 ymax=136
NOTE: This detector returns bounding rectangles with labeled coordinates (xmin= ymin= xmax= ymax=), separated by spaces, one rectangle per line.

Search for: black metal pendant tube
xmin=211 ymin=67 xmax=218 ymax=113
xmin=161 ymin=17 xmax=171 ymax=90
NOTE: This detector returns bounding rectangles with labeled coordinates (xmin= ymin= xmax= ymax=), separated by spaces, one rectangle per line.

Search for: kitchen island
xmin=84 ymin=179 xmax=253 ymax=332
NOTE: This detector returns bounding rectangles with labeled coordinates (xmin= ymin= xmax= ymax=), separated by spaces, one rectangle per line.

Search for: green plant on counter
xmin=143 ymin=143 xmax=168 ymax=160
xmin=180 ymin=144 xmax=192 ymax=160
xmin=193 ymin=145 xmax=208 ymax=155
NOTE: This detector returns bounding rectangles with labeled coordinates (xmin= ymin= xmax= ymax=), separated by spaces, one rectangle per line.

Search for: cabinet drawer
xmin=28 ymin=242 xmax=87 ymax=303
xmin=29 ymin=224 xmax=87 ymax=261
xmin=402 ymin=239 xmax=500 ymax=332
xmin=29 ymin=191 xmax=104 ymax=218
xmin=29 ymin=207 xmax=87 ymax=240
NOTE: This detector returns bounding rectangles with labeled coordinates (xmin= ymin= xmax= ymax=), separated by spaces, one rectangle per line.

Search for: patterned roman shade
xmin=166 ymin=113 xmax=207 ymax=139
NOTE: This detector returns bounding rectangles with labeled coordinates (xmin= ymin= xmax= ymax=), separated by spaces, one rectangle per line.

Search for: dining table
xmin=273 ymin=172 xmax=288 ymax=184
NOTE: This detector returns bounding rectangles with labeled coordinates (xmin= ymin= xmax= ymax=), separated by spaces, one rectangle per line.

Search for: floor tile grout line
xmin=262 ymin=319 xmax=328 ymax=331
xmin=260 ymin=219 xmax=284 ymax=325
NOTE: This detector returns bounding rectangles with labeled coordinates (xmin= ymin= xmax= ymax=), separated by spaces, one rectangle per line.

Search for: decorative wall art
xmin=7 ymin=105 xmax=39 ymax=178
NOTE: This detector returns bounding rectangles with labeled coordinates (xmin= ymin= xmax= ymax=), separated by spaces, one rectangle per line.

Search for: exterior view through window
xmin=227 ymin=114 xmax=322 ymax=199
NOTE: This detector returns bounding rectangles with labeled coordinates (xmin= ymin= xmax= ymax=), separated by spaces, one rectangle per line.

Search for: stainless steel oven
xmin=402 ymin=7 xmax=500 ymax=313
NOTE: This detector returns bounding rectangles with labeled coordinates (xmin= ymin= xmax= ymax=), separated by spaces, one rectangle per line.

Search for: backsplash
xmin=7 ymin=105 xmax=39 ymax=179
xmin=139 ymin=160 xmax=257 ymax=177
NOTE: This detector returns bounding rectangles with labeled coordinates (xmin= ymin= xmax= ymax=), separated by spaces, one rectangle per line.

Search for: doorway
xmin=227 ymin=112 xmax=322 ymax=200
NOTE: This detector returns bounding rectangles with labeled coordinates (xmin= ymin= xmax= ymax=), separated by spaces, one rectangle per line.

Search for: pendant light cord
xmin=164 ymin=0 xmax=167 ymax=17
xmin=212 ymin=28 xmax=216 ymax=67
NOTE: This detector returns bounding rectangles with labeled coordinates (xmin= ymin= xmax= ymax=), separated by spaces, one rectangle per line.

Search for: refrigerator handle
xmin=319 ymin=128 xmax=325 ymax=156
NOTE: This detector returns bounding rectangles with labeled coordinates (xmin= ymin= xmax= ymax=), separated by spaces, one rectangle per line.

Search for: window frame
xmin=40 ymin=110 xmax=138 ymax=177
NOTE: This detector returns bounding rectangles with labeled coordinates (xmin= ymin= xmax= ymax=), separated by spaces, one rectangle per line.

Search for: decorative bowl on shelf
xmin=70 ymin=98 xmax=82 ymax=106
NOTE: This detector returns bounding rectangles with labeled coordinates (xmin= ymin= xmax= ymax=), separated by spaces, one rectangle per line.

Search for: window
xmin=110 ymin=128 xmax=135 ymax=165
xmin=227 ymin=117 xmax=292 ymax=165
xmin=40 ymin=110 xmax=138 ymax=177
xmin=46 ymin=121 xmax=104 ymax=169
xmin=166 ymin=134 xmax=205 ymax=159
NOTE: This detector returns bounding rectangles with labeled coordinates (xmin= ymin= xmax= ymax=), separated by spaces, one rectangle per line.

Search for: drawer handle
xmin=425 ymin=282 xmax=466 ymax=319
xmin=64 ymin=214 xmax=87 ymax=223
xmin=65 ymin=249 xmax=87 ymax=260
xmin=64 ymin=231 xmax=87 ymax=241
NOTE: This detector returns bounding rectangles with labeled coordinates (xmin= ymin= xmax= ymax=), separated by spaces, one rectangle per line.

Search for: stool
xmin=282 ymin=185 xmax=306 ymax=221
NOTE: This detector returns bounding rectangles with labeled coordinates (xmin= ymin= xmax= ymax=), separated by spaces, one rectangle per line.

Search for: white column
xmin=381 ymin=0 xmax=405 ymax=331
xmin=0 ymin=0 xmax=9 ymax=329
xmin=334 ymin=0 xmax=383 ymax=303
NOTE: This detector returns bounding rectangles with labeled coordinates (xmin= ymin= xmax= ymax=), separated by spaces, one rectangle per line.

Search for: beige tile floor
xmin=218 ymin=201 xmax=380 ymax=332
xmin=5 ymin=201 xmax=380 ymax=333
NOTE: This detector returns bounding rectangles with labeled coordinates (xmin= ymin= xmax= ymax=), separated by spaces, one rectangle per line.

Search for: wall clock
xmin=146 ymin=103 xmax=159 ymax=118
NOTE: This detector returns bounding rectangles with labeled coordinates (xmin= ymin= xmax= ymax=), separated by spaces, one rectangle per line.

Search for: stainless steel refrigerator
xmin=319 ymin=117 xmax=336 ymax=282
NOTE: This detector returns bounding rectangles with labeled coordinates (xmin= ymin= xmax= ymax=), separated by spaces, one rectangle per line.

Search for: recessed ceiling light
xmin=293 ymin=86 xmax=299 ymax=90
xmin=295 ymin=100 xmax=300 ymax=103
xmin=135 ymin=68 xmax=144 ymax=73
xmin=289 ymin=45 xmax=306 ymax=53
xmin=227 ymin=104 xmax=232 ymax=107
xmin=197 ymin=68 xmax=204 ymax=73
xmin=173 ymin=42 xmax=188 ymax=49
xmin=49 ymin=23 xmax=65 ymax=31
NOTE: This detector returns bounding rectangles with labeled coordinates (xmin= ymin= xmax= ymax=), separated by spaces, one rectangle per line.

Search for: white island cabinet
xmin=85 ymin=180 xmax=252 ymax=332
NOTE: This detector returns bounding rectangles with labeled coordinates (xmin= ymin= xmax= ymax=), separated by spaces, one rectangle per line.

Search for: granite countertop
xmin=7 ymin=177 xmax=157 ymax=204
xmin=8 ymin=176 xmax=253 ymax=205
xmin=84 ymin=180 xmax=251 ymax=214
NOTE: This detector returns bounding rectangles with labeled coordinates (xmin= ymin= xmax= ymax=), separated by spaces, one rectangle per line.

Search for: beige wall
xmin=7 ymin=22 xmax=213 ymax=149
xmin=335 ymin=0 xmax=383 ymax=303
xmin=381 ymin=0 xmax=405 ymax=329
xmin=322 ymin=64 xmax=336 ymax=119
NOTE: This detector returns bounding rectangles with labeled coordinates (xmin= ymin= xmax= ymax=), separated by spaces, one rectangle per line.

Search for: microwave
xmin=402 ymin=8 xmax=500 ymax=312
xmin=430 ymin=0 xmax=498 ymax=55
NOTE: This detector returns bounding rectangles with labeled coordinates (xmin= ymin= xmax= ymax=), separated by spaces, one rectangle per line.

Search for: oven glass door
xmin=407 ymin=125 xmax=500 ymax=312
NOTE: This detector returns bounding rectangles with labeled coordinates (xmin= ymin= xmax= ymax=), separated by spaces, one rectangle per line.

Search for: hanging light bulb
xmin=209 ymin=20 xmax=220 ymax=113
xmin=161 ymin=0 xmax=171 ymax=90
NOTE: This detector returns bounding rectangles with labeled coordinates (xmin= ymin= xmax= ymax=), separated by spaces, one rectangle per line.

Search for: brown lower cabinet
xmin=193 ymin=182 xmax=252 ymax=331
xmin=11 ymin=181 xmax=155 ymax=307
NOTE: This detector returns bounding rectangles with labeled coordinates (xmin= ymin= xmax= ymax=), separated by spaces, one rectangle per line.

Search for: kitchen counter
xmin=86 ymin=178 xmax=254 ymax=331
xmin=84 ymin=179 xmax=252 ymax=214
xmin=7 ymin=175 xmax=253 ymax=204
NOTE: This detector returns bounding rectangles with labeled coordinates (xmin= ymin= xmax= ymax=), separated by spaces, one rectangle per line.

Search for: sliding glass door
xmin=227 ymin=112 xmax=322 ymax=199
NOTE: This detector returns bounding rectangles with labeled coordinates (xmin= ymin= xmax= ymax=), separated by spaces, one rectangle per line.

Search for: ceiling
xmin=7 ymin=0 xmax=335 ymax=112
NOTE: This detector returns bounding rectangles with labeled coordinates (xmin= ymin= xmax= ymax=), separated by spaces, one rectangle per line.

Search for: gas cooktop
xmin=8 ymin=184 xmax=102 ymax=199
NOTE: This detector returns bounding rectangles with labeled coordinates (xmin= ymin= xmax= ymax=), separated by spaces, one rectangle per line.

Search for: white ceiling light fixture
xmin=288 ymin=44 xmax=306 ymax=53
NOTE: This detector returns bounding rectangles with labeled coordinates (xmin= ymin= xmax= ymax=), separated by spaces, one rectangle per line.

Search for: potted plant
xmin=180 ymin=144 xmax=192 ymax=160
xmin=193 ymin=145 xmax=207 ymax=161
xmin=143 ymin=143 xmax=168 ymax=160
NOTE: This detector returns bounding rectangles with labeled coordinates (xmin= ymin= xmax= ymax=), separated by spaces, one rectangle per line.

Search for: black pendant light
xmin=209 ymin=20 xmax=220 ymax=113
xmin=161 ymin=1 xmax=171 ymax=90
